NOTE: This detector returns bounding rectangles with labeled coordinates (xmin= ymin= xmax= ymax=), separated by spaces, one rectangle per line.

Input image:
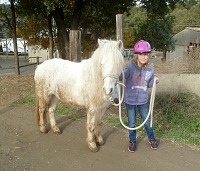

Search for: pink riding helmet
xmin=133 ymin=40 xmax=151 ymax=54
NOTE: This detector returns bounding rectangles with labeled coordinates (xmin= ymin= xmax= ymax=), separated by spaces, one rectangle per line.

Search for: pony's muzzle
xmin=103 ymin=77 xmax=117 ymax=95
xmin=108 ymin=88 xmax=114 ymax=94
xmin=103 ymin=87 xmax=113 ymax=95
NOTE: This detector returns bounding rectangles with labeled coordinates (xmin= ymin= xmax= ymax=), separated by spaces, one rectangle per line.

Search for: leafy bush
xmin=154 ymin=92 xmax=200 ymax=145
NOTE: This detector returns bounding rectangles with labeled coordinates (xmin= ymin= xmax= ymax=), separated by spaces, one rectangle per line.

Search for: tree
xmin=47 ymin=12 xmax=54 ymax=59
xmin=183 ymin=0 xmax=199 ymax=9
xmin=136 ymin=15 xmax=175 ymax=60
xmin=0 ymin=0 xmax=20 ymax=74
xmin=16 ymin=0 xmax=134 ymax=60
xmin=16 ymin=0 xmax=55 ymax=58
xmin=133 ymin=0 xmax=185 ymax=61
xmin=123 ymin=7 xmax=147 ymax=48
xmin=172 ymin=2 xmax=200 ymax=34
xmin=10 ymin=0 xmax=20 ymax=75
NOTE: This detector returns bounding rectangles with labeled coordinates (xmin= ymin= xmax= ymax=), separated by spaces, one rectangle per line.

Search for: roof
xmin=186 ymin=27 xmax=200 ymax=32
xmin=173 ymin=27 xmax=200 ymax=46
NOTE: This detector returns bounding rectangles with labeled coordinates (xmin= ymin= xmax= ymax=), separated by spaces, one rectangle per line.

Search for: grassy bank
xmin=16 ymin=92 xmax=200 ymax=146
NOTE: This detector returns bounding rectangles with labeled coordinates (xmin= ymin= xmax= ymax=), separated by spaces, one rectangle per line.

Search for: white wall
xmin=28 ymin=45 xmax=49 ymax=63
xmin=28 ymin=45 xmax=59 ymax=63
xmin=156 ymin=74 xmax=200 ymax=97
xmin=166 ymin=45 xmax=186 ymax=61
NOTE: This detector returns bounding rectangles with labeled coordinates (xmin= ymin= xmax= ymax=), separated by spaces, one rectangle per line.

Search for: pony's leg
xmin=94 ymin=124 xmax=104 ymax=146
xmin=38 ymin=98 xmax=48 ymax=134
xmin=86 ymin=108 xmax=98 ymax=152
xmin=48 ymin=96 xmax=61 ymax=134
xmin=94 ymin=109 xmax=106 ymax=146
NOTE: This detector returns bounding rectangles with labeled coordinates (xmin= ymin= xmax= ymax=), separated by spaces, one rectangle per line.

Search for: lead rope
xmin=113 ymin=72 xmax=157 ymax=130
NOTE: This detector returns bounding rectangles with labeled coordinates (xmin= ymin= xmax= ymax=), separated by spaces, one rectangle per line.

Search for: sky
xmin=0 ymin=0 xmax=9 ymax=5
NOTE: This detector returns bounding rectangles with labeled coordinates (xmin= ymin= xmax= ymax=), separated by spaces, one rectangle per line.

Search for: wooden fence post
xmin=116 ymin=14 xmax=124 ymax=43
xmin=69 ymin=30 xmax=81 ymax=62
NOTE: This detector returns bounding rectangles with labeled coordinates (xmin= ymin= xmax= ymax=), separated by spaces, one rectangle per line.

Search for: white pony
xmin=34 ymin=39 xmax=124 ymax=152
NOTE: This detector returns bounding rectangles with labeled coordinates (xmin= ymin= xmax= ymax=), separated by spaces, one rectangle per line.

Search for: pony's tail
xmin=35 ymin=92 xmax=40 ymax=126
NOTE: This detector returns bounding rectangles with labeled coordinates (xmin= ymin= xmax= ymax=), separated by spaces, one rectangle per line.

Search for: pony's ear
xmin=98 ymin=39 xmax=104 ymax=47
xmin=117 ymin=40 xmax=123 ymax=50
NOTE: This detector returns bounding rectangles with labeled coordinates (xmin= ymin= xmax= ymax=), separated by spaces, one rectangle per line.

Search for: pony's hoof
xmin=39 ymin=126 xmax=47 ymax=134
xmin=96 ymin=136 xmax=104 ymax=146
xmin=88 ymin=142 xmax=99 ymax=152
xmin=52 ymin=126 xmax=61 ymax=134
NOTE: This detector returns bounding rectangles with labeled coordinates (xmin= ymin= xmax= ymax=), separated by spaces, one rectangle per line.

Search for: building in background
xmin=0 ymin=38 xmax=28 ymax=55
xmin=167 ymin=27 xmax=200 ymax=61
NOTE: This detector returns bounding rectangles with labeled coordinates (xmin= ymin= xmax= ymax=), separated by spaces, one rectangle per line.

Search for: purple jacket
xmin=122 ymin=60 xmax=154 ymax=105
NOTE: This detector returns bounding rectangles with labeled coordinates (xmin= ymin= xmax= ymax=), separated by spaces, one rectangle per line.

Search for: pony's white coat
xmin=34 ymin=39 xmax=124 ymax=152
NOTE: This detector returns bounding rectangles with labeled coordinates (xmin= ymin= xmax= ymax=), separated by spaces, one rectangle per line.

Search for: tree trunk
xmin=71 ymin=0 xmax=84 ymax=30
xmin=52 ymin=7 xmax=69 ymax=60
xmin=116 ymin=14 xmax=124 ymax=42
xmin=10 ymin=0 xmax=20 ymax=75
xmin=47 ymin=13 xmax=54 ymax=59
xmin=162 ymin=48 xmax=166 ymax=62
xmin=69 ymin=30 xmax=81 ymax=62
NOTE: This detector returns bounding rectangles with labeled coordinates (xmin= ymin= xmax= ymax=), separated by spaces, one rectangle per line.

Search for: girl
xmin=123 ymin=40 xmax=159 ymax=153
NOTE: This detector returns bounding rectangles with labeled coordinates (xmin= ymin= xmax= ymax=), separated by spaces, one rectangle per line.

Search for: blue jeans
xmin=125 ymin=103 xmax=155 ymax=142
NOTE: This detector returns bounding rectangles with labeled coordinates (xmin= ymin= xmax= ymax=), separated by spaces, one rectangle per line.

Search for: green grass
xmin=15 ymin=92 xmax=200 ymax=146
xmin=15 ymin=94 xmax=36 ymax=108
xmin=103 ymin=115 xmax=123 ymax=128
xmin=153 ymin=92 xmax=200 ymax=146
xmin=55 ymin=103 xmax=86 ymax=120
xmin=15 ymin=94 xmax=86 ymax=120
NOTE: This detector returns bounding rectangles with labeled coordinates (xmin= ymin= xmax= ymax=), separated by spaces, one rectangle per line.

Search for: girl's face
xmin=137 ymin=53 xmax=149 ymax=66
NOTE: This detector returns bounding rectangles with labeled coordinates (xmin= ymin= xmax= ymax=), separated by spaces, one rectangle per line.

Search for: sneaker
xmin=128 ymin=140 xmax=136 ymax=153
xmin=148 ymin=139 xmax=158 ymax=150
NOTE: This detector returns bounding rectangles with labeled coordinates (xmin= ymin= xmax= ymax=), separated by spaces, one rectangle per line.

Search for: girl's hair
xmin=133 ymin=53 xmax=151 ymax=69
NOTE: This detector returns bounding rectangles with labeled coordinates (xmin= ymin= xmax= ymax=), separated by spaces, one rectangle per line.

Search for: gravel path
xmin=0 ymin=54 xmax=36 ymax=76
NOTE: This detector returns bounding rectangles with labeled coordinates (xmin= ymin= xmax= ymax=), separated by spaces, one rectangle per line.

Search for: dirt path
xmin=0 ymin=104 xmax=200 ymax=171
xmin=0 ymin=66 xmax=199 ymax=170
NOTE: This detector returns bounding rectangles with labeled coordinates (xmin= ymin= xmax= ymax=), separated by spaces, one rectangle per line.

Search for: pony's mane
xmin=93 ymin=39 xmax=124 ymax=76
xmin=81 ymin=39 xmax=124 ymax=106
xmin=89 ymin=39 xmax=124 ymax=81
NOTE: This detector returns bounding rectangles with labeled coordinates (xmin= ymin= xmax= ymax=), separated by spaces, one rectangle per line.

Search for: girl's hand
xmin=155 ymin=76 xmax=159 ymax=84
